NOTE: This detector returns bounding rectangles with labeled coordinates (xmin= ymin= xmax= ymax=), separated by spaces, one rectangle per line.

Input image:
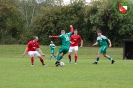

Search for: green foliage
xmin=0 ymin=31 xmax=17 ymax=44
xmin=0 ymin=0 xmax=24 ymax=44
xmin=18 ymin=29 xmax=34 ymax=44
xmin=33 ymin=1 xmax=88 ymax=45
xmin=0 ymin=0 xmax=133 ymax=46
xmin=86 ymin=0 xmax=133 ymax=46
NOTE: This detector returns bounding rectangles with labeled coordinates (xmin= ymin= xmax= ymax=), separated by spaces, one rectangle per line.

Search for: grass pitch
xmin=0 ymin=45 xmax=133 ymax=88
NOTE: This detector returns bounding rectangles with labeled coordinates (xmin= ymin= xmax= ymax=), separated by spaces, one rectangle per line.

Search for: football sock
xmin=68 ymin=55 xmax=71 ymax=61
xmin=74 ymin=55 xmax=77 ymax=62
xmin=56 ymin=55 xmax=60 ymax=59
xmin=108 ymin=56 xmax=113 ymax=60
xmin=96 ymin=57 xmax=100 ymax=62
xmin=56 ymin=55 xmax=60 ymax=62
xmin=49 ymin=56 xmax=52 ymax=59
xmin=40 ymin=57 xmax=44 ymax=65
xmin=31 ymin=57 xmax=34 ymax=65
xmin=60 ymin=56 xmax=63 ymax=60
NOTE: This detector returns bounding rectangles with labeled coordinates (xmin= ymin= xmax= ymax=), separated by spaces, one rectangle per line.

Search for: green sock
xmin=55 ymin=55 xmax=60 ymax=62
xmin=60 ymin=56 xmax=63 ymax=60
xmin=108 ymin=57 xmax=113 ymax=60
xmin=56 ymin=55 xmax=60 ymax=59
xmin=50 ymin=56 xmax=52 ymax=59
xmin=96 ymin=57 xmax=100 ymax=62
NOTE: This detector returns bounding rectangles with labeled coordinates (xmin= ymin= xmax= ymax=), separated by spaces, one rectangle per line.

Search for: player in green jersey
xmin=49 ymin=41 xmax=56 ymax=60
xmin=49 ymin=25 xmax=74 ymax=66
xmin=92 ymin=30 xmax=115 ymax=64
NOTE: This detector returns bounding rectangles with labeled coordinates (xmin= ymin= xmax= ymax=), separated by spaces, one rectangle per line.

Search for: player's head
xmin=74 ymin=29 xmax=78 ymax=35
xmin=51 ymin=41 xmax=53 ymax=44
xmin=61 ymin=30 xmax=65 ymax=34
xmin=33 ymin=36 xmax=38 ymax=42
xmin=97 ymin=30 xmax=102 ymax=36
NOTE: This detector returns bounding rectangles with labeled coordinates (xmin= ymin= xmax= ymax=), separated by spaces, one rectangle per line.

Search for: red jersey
xmin=70 ymin=35 xmax=82 ymax=46
xmin=26 ymin=40 xmax=40 ymax=52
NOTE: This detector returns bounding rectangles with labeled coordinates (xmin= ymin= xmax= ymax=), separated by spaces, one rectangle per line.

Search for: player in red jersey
xmin=68 ymin=29 xmax=83 ymax=64
xmin=23 ymin=36 xmax=47 ymax=66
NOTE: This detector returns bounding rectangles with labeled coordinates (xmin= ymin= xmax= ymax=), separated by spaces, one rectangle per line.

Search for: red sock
xmin=74 ymin=55 xmax=78 ymax=62
xmin=40 ymin=57 xmax=44 ymax=65
xmin=68 ymin=55 xmax=71 ymax=61
xmin=31 ymin=57 xmax=34 ymax=65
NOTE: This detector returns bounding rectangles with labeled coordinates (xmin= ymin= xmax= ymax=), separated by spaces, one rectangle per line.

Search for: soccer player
xmin=92 ymin=30 xmax=115 ymax=64
xmin=49 ymin=25 xmax=74 ymax=66
xmin=49 ymin=41 xmax=56 ymax=60
xmin=23 ymin=36 xmax=47 ymax=66
xmin=68 ymin=29 xmax=83 ymax=64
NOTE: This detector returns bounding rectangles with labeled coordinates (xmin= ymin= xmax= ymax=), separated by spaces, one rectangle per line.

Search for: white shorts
xmin=28 ymin=51 xmax=41 ymax=57
xmin=68 ymin=46 xmax=78 ymax=52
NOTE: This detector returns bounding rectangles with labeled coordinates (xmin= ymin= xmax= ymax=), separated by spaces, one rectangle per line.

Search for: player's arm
xmin=93 ymin=42 xmax=98 ymax=46
xmin=79 ymin=36 xmax=83 ymax=47
xmin=49 ymin=35 xmax=59 ymax=39
xmin=70 ymin=25 xmax=74 ymax=33
xmin=37 ymin=48 xmax=45 ymax=56
xmin=108 ymin=39 xmax=112 ymax=47
xmin=53 ymin=44 xmax=56 ymax=48
xmin=80 ymin=40 xmax=83 ymax=47
xmin=23 ymin=47 xmax=28 ymax=57
xmin=70 ymin=41 xmax=74 ymax=44
xmin=49 ymin=44 xmax=52 ymax=48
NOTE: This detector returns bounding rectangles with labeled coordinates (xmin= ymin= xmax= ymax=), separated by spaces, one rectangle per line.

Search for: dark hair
xmin=97 ymin=30 xmax=102 ymax=33
xmin=33 ymin=36 xmax=38 ymax=39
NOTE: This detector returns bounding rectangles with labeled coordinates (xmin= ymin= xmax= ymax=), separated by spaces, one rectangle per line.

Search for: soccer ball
xmin=60 ymin=62 xmax=65 ymax=66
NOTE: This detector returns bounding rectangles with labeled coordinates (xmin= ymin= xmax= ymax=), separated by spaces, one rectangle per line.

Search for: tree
xmin=33 ymin=1 xmax=87 ymax=45
xmin=86 ymin=0 xmax=133 ymax=46
xmin=0 ymin=0 xmax=24 ymax=44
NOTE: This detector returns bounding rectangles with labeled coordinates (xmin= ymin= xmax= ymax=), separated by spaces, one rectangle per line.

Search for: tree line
xmin=0 ymin=0 xmax=133 ymax=46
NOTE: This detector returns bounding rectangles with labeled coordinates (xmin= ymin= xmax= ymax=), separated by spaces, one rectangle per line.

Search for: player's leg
xmin=74 ymin=46 xmax=78 ymax=64
xmin=28 ymin=51 xmax=35 ymax=66
xmin=74 ymin=50 xmax=78 ymax=64
xmin=52 ymin=49 xmax=56 ymax=58
xmin=55 ymin=47 xmax=63 ymax=66
xmin=68 ymin=47 xmax=73 ymax=64
xmin=38 ymin=56 xmax=47 ymax=66
xmin=49 ymin=54 xmax=52 ymax=60
xmin=55 ymin=50 xmax=62 ymax=60
xmin=55 ymin=46 xmax=69 ymax=66
xmin=60 ymin=46 xmax=69 ymax=60
xmin=35 ymin=51 xmax=46 ymax=66
xmin=49 ymin=50 xmax=53 ymax=60
xmin=93 ymin=52 xmax=101 ymax=64
xmin=52 ymin=54 xmax=56 ymax=58
xmin=60 ymin=53 xmax=65 ymax=60
xmin=103 ymin=54 xmax=113 ymax=60
xmin=103 ymin=50 xmax=115 ymax=64
xmin=55 ymin=52 xmax=62 ymax=66
xmin=68 ymin=52 xmax=72 ymax=63
xmin=93 ymin=47 xmax=103 ymax=64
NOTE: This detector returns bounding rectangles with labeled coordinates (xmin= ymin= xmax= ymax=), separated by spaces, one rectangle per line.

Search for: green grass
xmin=0 ymin=45 xmax=133 ymax=88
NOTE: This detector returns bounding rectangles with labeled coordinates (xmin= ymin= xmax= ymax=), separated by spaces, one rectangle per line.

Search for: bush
xmin=0 ymin=32 xmax=18 ymax=44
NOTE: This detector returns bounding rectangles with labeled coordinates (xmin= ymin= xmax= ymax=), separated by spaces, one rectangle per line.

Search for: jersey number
xmin=65 ymin=35 xmax=69 ymax=41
